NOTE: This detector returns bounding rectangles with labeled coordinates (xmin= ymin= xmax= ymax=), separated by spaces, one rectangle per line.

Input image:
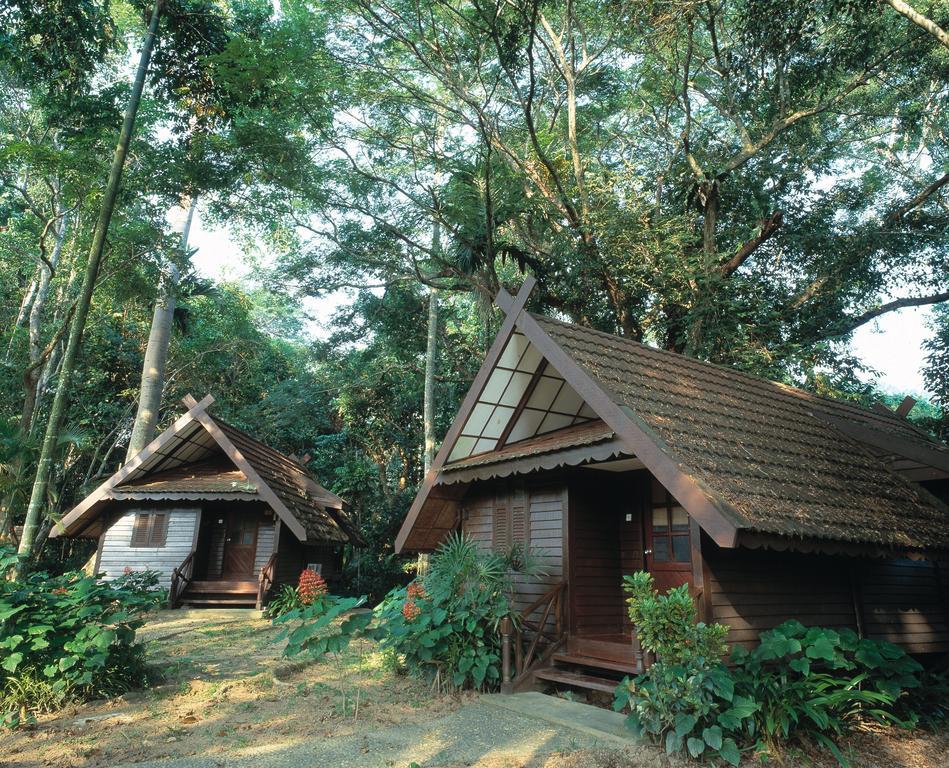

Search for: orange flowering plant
xmin=298 ymin=569 xmax=328 ymax=606
xmin=373 ymin=533 xmax=543 ymax=692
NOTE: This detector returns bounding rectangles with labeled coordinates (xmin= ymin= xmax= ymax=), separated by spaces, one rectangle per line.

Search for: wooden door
xmin=645 ymin=486 xmax=693 ymax=593
xmin=222 ymin=511 xmax=258 ymax=579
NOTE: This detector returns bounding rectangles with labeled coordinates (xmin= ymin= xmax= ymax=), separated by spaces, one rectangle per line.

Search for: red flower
xmin=402 ymin=599 xmax=421 ymax=621
xmin=407 ymin=581 xmax=426 ymax=600
xmin=297 ymin=569 xmax=328 ymax=605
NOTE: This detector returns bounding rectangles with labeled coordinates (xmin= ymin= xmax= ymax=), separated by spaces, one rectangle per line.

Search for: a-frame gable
xmin=395 ymin=279 xmax=743 ymax=553
xmin=446 ymin=330 xmax=597 ymax=463
xmin=395 ymin=278 xmax=538 ymax=552
xmin=54 ymin=394 xmax=306 ymax=541
xmin=53 ymin=395 xmax=217 ymax=537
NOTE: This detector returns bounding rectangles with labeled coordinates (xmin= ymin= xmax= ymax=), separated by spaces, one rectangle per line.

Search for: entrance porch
xmin=493 ymin=467 xmax=698 ymax=694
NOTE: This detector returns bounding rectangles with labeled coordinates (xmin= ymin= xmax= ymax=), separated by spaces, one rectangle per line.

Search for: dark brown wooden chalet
xmin=52 ymin=394 xmax=362 ymax=608
xmin=397 ymin=278 xmax=949 ymax=693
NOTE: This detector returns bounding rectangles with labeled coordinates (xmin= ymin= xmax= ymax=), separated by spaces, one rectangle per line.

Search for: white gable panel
xmin=444 ymin=332 xmax=599 ymax=461
xmin=526 ymin=375 xmax=564 ymax=410
xmin=481 ymin=405 xmax=515 ymax=439
xmin=499 ymin=371 xmax=532 ymax=406
xmin=552 ymin=382 xmax=583 ymax=415
xmin=496 ymin=331 xmax=530 ymax=369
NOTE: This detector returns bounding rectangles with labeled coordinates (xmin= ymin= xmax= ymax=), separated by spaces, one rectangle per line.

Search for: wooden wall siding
xmin=512 ymin=485 xmax=566 ymax=617
xmin=254 ymin=522 xmax=276 ymax=572
xmin=859 ymin=559 xmax=949 ymax=653
xmin=704 ymin=544 xmax=949 ymax=654
xmin=705 ymin=546 xmax=857 ymax=646
xmin=567 ymin=471 xmax=648 ymax=639
xmin=275 ymin=532 xmax=304 ymax=586
xmin=98 ymin=508 xmax=199 ymax=589
xmin=273 ymin=535 xmax=343 ymax=587
xmin=619 ymin=491 xmax=645 ymax=634
xmin=460 ymin=481 xmax=566 ymax=617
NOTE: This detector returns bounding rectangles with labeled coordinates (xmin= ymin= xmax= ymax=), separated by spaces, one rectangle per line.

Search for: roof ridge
xmin=530 ymin=312 xmax=939 ymax=446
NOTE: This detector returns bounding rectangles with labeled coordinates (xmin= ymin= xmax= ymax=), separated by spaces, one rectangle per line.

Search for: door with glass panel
xmin=644 ymin=482 xmax=693 ymax=592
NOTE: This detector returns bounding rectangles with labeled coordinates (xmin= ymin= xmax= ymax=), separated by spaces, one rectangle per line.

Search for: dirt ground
xmin=3 ymin=610 xmax=948 ymax=768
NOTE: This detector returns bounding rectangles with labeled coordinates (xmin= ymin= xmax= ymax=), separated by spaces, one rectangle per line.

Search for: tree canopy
xmin=0 ymin=0 xmax=946 ymax=579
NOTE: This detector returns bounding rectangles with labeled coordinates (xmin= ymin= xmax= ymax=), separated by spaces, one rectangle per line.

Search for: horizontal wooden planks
xmin=705 ymin=544 xmax=949 ymax=654
xmin=99 ymin=508 xmax=198 ymax=589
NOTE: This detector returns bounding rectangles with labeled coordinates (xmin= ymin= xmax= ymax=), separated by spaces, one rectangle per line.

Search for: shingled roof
xmin=534 ymin=314 xmax=949 ymax=550
xmin=396 ymin=278 xmax=949 ymax=554
xmin=53 ymin=395 xmax=362 ymax=545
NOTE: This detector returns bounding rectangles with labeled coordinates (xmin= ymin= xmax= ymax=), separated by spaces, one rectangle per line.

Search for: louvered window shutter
xmin=493 ymin=502 xmax=510 ymax=552
xmin=150 ymin=513 xmax=168 ymax=547
xmin=131 ymin=513 xmax=150 ymax=547
xmin=511 ymin=487 xmax=529 ymax=548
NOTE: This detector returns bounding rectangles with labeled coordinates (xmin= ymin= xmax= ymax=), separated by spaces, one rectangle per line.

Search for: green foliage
xmin=614 ymin=661 xmax=752 ymax=766
xmin=731 ymin=620 xmax=922 ymax=754
xmin=902 ymin=667 xmax=949 ymax=728
xmin=616 ymin=581 xmax=935 ymax=766
xmin=616 ymin=571 xmax=747 ymax=764
xmin=372 ymin=532 xmax=535 ymax=692
xmin=276 ymin=595 xmax=372 ymax=658
xmin=264 ymin=584 xmax=304 ymax=620
xmin=0 ymin=548 xmax=156 ymax=728
xmin=623 ymin=572 xmax=730 ymax=665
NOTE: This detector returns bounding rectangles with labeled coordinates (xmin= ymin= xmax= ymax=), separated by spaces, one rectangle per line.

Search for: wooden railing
xmin=168 ymin=550 xmax=196 ymax=608
xmin=500 ymin=580 xmax=567 ymax=692
xmin=256 ymin=552 xmax=278 ymax=610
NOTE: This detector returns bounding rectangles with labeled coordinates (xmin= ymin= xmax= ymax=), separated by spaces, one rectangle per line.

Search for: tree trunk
xmin=423 ymin=288 xmax=438 ymax=475
xmin=22 ymin=209 xmax=70 ymax=432
xmin=16 ymin=1 xmax=162 ymax=568
xmin=687 ymin=180 xmax=721 ymax=356
xmin=6 ymin=276 xmax=39 ymax=360
xmin=126 ymin=196 xmax=196 ymax=460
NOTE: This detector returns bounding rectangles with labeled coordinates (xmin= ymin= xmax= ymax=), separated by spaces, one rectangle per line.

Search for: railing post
xmin=500 ymin=615 xmax=513 ymax=691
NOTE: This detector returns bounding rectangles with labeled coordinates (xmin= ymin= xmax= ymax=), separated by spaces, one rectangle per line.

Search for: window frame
xmin=646 ymin=491 xmax=691 ymax=568
xmin=130 ymin=511 xmax=169 ymax=548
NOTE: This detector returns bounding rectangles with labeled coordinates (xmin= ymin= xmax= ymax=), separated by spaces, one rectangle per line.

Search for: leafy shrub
xmin=731 ymin=621 xmax=921 ymax=760
xmin=623 ymin=571 xmax=729 ymax=664
xmin=615 ymin=571 xmax=934 ymax=766
xmin=615 ymin=572 xmax=749 ymax=765
xmin=903 ymin=667 xmax=949 ymax=727
xmin=0 ymin=549 xmax=156 ymax=728
xmin=372 ymin=532 xmax=542 ymax=692
xmin=113 ymin=568 xmax=166 ymax=606
xmin=276 ymin=595 xmax=372 ymax=656
xmin=265 ymin=584 xmax=304 ymax=620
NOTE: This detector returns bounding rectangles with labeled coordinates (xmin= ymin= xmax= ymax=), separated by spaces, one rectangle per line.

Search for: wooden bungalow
xmin=52 ymin=394 xmax=362 ymax=608
xmin=397 ymin=278 xmax=949 ymax=694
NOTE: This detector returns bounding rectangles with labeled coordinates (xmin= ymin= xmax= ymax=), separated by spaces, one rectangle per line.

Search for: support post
xmin=500 ymin=615 xmax=513 ymax=691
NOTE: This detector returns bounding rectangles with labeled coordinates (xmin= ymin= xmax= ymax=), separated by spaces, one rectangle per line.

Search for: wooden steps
xmin=179 ymin=579 xmax=258 ymax=608
xmin=531 ymin=641 xmax=641 ymax=696
xmin=534 ymin=668 xmax=618 ymax=694
xmin=188 ymin=580 xmax=257 ymax=593
xmin=551 ymin=653 xmax=638 ymax=675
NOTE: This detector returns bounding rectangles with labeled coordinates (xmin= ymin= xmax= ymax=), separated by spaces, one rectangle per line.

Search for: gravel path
xmin=111 ymin=697 xmax=652 ymax=768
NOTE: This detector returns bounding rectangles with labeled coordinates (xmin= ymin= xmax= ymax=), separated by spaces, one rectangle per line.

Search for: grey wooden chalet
xmin=397 ymin=278 xmax=949 ymax=693
xmin=52 ymin=395 xmax=362 ymax=608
